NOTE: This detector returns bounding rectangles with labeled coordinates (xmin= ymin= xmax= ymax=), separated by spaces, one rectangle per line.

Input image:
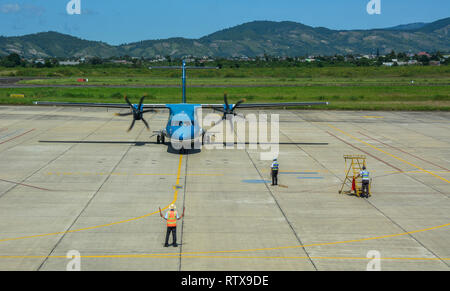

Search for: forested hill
xmin=1 ymin=17 xmax=448 ymax=58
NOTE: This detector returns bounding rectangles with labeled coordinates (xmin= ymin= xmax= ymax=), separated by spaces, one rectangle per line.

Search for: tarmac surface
xmin=0 ymin=105 xmax=449 ymax=270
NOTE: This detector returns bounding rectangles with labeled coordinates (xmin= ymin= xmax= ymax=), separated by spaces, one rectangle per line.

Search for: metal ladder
xmin=339 ymin=155 xmax=369 ymax=197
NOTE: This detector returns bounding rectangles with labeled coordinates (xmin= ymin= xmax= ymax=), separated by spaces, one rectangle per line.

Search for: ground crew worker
xmin=271 ymin=158 xmax=279 ymax=186
xmin=159 ymin=204 xmax=184 ymax=247
xmin=356 ymin=166 xmax=370 ymax=198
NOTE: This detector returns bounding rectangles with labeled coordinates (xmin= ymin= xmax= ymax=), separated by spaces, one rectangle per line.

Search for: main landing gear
xmin=156 ymin=134 xmax=165 ymax=144
xmin=202 ymin=133 xmax=211 ymax=145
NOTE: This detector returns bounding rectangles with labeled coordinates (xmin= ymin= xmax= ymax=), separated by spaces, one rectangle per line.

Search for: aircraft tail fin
xmin=148 ymin=61 xmax=218 ymax=104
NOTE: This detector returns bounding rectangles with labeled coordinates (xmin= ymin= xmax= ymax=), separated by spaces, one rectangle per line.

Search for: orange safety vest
xmin=167 ymin=210 xmax=177 ymax=227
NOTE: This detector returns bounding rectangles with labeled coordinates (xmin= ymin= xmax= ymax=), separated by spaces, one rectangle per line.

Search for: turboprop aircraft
xmin=34 ymin=60 xmax=328 ymax=153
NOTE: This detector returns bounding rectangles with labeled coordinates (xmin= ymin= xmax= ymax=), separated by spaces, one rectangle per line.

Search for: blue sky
xmin=0 ymin=0 xmax=448 ymax=45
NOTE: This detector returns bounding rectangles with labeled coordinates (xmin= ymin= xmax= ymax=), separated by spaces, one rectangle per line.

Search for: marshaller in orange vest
xmin=160 ymin=204 xmax=185 ymax=247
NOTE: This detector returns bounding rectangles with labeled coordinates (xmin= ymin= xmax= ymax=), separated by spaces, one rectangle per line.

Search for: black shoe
xmin=164 ymin=243 xmax=169 ymax=247
xmin=173 ymin=243 xmax=178 ymax=247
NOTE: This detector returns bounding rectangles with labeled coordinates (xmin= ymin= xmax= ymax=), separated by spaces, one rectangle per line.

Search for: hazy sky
xmin=0 ymin=0 xmax=449 ymax=45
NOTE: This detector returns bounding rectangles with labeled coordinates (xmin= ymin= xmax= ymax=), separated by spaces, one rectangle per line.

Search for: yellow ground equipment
xmin=339 ymin=155 xmax=371 ymax=197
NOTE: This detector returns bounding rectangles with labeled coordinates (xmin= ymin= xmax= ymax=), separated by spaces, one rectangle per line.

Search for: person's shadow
xmin=164 ymin=243 xmax=184 ymax=247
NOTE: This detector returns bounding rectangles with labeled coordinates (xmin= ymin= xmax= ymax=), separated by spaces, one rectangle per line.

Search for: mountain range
xmin=0 ymin=17 xmax=449 ymax=58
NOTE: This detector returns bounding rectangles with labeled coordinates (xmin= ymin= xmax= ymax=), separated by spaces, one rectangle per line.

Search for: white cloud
xmin=1 ymin=3 xmax=21 ymax=14
xmin=0 ymin=3 xmax=45 ymax=16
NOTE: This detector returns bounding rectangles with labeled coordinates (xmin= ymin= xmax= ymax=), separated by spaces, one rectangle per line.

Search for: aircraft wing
xmin=201 ymin=102 xmax=328 ymax=109
xmin=33 ymin=101 xmax=168 ymax=109
xmin=34 ymin=101 xmax=328 ymax=109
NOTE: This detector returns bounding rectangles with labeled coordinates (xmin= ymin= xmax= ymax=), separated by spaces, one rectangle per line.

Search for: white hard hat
xmin=170 ymin=204 xmax=176 ymax=209
xmin=273 ymin=158 xmax=277 ymax=161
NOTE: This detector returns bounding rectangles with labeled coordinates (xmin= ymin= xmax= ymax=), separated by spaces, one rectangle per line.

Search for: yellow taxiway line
xmin=46 ymin=171 xmax=220 ymax=176
xmin=0 ymin=126 xmax=449 ymax=262
xmin=0 ymin=154 xmax=184 ymax=243
xmin=0 ymin=254 xmax=448 ymax=262
xmin=86 ymin=221 xmax=449 ymax=258
xmin=384 ymin=170 xmax=450 ymax=174
xmin=363 ymin=116 xmax=384 ymax=119
xmin=2 ymin=219 xmax=447 ymax=260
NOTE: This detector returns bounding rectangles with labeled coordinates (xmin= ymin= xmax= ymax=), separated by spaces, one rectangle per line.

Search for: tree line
xmin=0 ymin=50 xmax=447 ymax=69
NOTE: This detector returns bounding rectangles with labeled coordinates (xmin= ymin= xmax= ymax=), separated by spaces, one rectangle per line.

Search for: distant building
xmin=198 ymin=58 xmax=214 ymax=63
xmin=150 ymin=57 xmax=167 ymax=63
xmin=59 ymin=61 xmax=80 ymax=66
xmin=418 ymin=52 xmax=431 ymax=58
xmin=429 ymin=61 xmax=441 ymax=66
xmin=110 ymin=60 xmax=132 ymax=65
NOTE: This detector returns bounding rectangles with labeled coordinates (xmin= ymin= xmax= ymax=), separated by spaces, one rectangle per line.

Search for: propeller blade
xmin=224 ymin=93 xmax=229 ymax=111
xmin=212 ymin=107 xmax=225 ymax=113
xmin=138 ymin=95 xmax=145 ymax=110
xmin=212 ymin=118 xmax=224 ymax=128
xmin=124 ymin=95 xmax=133 ymax=107
xmin=227 ymin=118 xmax=234 ymax=132
xmin=232 ymin=98 xmax=246 ymax=111
xmin=142 ymin=109 xmax=157 ymax=114
xmin=141 ymin=118 xmax=150 ymax=131
xmin=114 ymin=112 xmax=133 ymax=117
xmin=127 ymin=119 xmax=136 ymax=132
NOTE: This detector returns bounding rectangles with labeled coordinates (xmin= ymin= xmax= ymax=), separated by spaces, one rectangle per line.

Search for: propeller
xmin=214 ymin=93 xmax=246 ymax=120
xmin=115 ymin=95 xmax=154 ymax=132
xmin=212 ymin=93 xmax=246 ymax=131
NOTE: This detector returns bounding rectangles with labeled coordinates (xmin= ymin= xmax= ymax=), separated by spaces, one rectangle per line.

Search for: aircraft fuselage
xmin=163 ymin=104 xmax=203 ymax=147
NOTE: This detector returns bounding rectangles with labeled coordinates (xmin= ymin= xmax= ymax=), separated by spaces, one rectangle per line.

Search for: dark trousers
xmin=362 ymin=180 xmax=370 ymax=197
xmin=272 ymin=170 xmax=278 ymax=185
xmin=165 ymin=226 xmax=177 ymax=245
